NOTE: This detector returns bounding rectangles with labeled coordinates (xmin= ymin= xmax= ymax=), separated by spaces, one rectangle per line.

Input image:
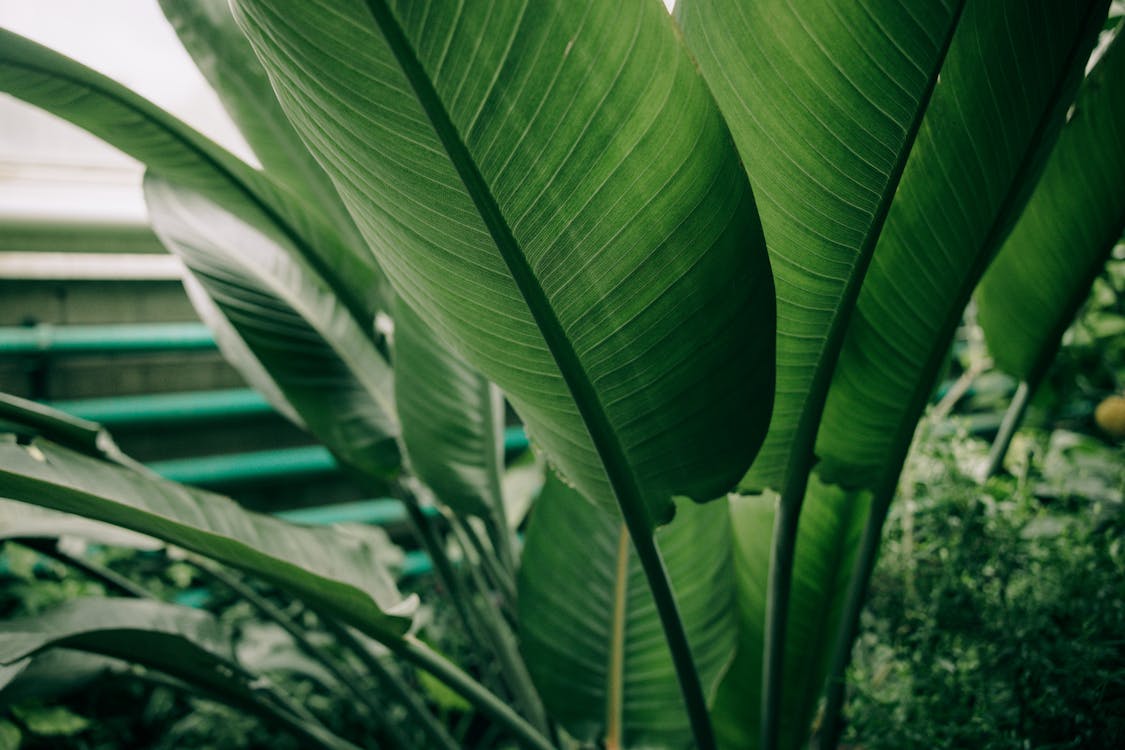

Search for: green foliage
xmin=2 ymin=4 xmax=1124 ymax=750
xmin=847 ymin=428 xmax=1125 ymax=749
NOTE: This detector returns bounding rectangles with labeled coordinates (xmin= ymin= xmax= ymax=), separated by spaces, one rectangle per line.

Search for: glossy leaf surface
xmin=231 ymin=0 xmax=774 ymax=528
xmin=677 ymin=0 xmax=962 ymax=494
xmin=518 ymin=473 xmax=736 ymax=749
xmin=977 ymin=31 xmax=1125 ymax=381
xmin=0 ymin=436 xmax=414 ymax=640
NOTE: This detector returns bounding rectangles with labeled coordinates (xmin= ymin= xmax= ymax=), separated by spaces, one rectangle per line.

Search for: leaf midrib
xmin=357 ymin=0 xmax=653 ymax=530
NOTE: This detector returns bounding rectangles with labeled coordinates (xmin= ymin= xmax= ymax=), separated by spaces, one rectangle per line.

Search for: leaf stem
xmin=16 ymin=539 xmax=155 ymax=599
xmin=985 ymin=380 xmax=1033 ymax=478
xmin=388 ymin=635 xmax=558 ymax=750
xmin=605 ymin=525 xmax=630 ymax=750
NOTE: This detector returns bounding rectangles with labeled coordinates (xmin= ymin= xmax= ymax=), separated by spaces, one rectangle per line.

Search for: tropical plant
xmin=1 ymin=1 xmax=1122 ymax=749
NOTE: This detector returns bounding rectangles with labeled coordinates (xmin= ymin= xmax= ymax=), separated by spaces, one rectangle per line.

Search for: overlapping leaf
xmin=518 ymin=473 xmax=735 ymax=749
xmin=817 ymin=0 xmax=1110 ymax=487
xmin=144 ymin=174 xmax=400 ymax=478
xmin=393 ymin=298 xmax=505 ymax=520
xmin=977 ymin=30 xmax=1125 ymax=382
xmin=710 ymin=478 xmax=871 ymax=750
xmin=231 ymin=0 xmax=774 ymax=528
xmin=676 ymin=0 xmax=962 ymax=494
xmin=0 ymin=29 xmax=381 ymax=330
xmin=0 ymin=435 xmax=414 ymax=641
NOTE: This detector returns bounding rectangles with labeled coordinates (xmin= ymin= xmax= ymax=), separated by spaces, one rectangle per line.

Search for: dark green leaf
xmin=394 ymin=298 xmax=505 ymax=519
xmin=518 ymin=473 xmax=736 ymax=749
xmin=676 ymin=0 xmax=962 ymax=494
xmin=144 ymin=173 xmax=401 ymax=478
xmin=710 ymin=476 xmax=871 ymax=750
xmin=817 ymin=1 xmax=1109 ymax=487
xmin=977 ymin=30 xmax=1125 ymax=381
xmin=0 ymin=436 xmax=414 ymax=641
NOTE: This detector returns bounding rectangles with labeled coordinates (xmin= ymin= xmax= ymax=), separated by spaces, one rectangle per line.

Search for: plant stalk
xmin=16 ymin=539 xmax=156 ymax=599
xmin=449 ymin=519 xmax=549 ymax=733
xmin=388 ymin=634 xmax=558 ymax=750
xmin=323 ymin=619 xmax=462 ymax=750
xmin=189 ymin=556 xmax=405 ymax=736
xmin=984 ymin=380 xmax=1034 ymax=478
xmin=760 ymin=491 xmax=802 ymax=750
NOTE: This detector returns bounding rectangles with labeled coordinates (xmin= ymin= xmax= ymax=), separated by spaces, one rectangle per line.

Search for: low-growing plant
xmin=1 ymin=2 xmax=1123 ymax=749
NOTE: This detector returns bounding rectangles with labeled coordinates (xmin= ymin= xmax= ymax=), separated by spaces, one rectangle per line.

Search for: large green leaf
xmin=394 ymin=298 xmax=505 ymax=520
xmin=710 ymin=477 xmax=871 ymax=750
xmin=0 ymin=435 xmax=414 ymax=641
xmin=517 ymin=473 xmax=736 ymax=749
xmin=0 ymin=498 xmax=158 ymax=550
xmin=676 ymin=0 xmax=963 ymax=494
xmin=0 ymin=29 xmax=381 ymax=329
xmin=976 ymin=30 xmax=1125 ymax=382
xmin=230 ymin=0 xmax=774 ymax=529
xmin=817 ymin=0 xmax=1110 ymax=488
xmin=143 ymin=173 xmax=400 ymax=478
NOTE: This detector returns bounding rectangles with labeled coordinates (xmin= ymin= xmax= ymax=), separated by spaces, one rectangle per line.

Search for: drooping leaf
xmin=0 ymin=498 xmax=159 ymax=550
xmin=710 ymin=476 xmax=871 ymax=750
xmin=0 ymin=599 xmax=360 ymax=750
xmin=230 ymin=0 xmax=774 ymax=529
xmin=0 ymin=392 xmax=130 ymax=466
xmin=977 ymin=30 xmax=1125 ymax=382
xmin=394 ymin=298 xmax=505 ymax=520
xmin=0 ymin=29 xmax=381 ymax=329
xmin=0 ymin=599 xmax=232 ymax=690
xmin=0 ymin=436 xmax=415 ymax=641
xmin=676 ymin=0 xmax=963 ymax=494
xmin=817 ymin=1 xmax=1110 ymax=488
xmin=157 ymin=0 xmax=360 ymax=233
xmin=143 ymin=173 xmax=400 ymax=478
xmin=517 ymin=473 xmax=736 ymax=749
xmin=0 ymin=650 xmax=122 ymax=704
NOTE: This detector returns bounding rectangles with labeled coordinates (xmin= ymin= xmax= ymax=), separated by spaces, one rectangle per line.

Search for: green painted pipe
xmin=275 ymin=498 xmax=439 ymax=526
xmin=148 ymin=445 xmax=337 ymax=486
xmin=0 ymin=322 xmax=214 ymax=354
xmin=46 ymin=388 xmax=273 ymax=427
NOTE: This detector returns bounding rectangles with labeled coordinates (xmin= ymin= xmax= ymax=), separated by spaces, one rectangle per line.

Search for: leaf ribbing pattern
xmin=232 ymin=0 xmax=774 ymax=523
xmin=817 ymin=0 xmax=1108 ymax=485
xmin=678 ymin=0 xmax=959 ymax=493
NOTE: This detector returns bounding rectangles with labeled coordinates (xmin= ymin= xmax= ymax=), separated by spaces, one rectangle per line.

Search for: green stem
xmin=605 ymin=525 xmax=630 ymax=750
xmin=985 ymin=380 xmax=1034 ymax=478
xmin=388 ymin=634 xmax=557 ymax=750
xmin=454 ymin=514 xmax=517 ymax=616
xmin=16 ymin=539 xmax=155 ymax=599
xmin=190 ymin=556 xmax=401 ymax=734
xmin=323 ymin=619 xmax=461 ymax=750
xmin=760 ymin=490 xmax=803 ymax=750
xmin=128 ymin=668 xmax=361 ymax=750
xmin=449 ymin=518 xmax=548 ymax=733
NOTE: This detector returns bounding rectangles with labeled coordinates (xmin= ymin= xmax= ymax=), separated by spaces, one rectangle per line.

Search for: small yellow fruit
xmin=1094 ymin=395 xmax=1125 ymax=439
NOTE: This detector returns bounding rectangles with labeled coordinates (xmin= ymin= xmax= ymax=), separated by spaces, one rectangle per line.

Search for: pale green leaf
xmin=0 ymin=436 xmax=415 ymax=641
